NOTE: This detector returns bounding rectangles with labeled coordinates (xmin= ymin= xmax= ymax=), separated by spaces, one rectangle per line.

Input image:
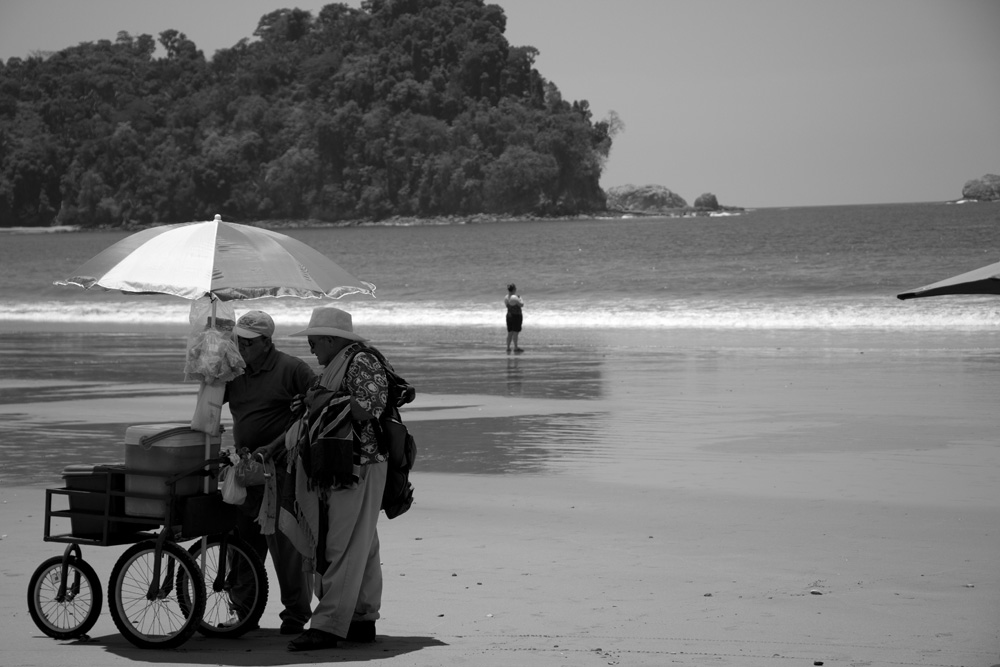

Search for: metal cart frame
xmin=27 ymin=457 xmax=268 ymax=649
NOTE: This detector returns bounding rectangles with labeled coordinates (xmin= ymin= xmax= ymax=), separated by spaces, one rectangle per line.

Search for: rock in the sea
xmin=961 ymin=174 xmax=1000 ymax=201
xmin=694 ymin=193 xmax=720 ymax=210
xmin=605 ymin=184 xmax=688 ymax=212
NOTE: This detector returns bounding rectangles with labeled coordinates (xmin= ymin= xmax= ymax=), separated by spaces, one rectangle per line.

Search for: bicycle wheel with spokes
xmin=108 ymin=540 xmax=205 ymax=649
xmin=27 ymin=555 xmax=103 ymax=639
xmin=179 ymin=535 xmax=268 ymax=637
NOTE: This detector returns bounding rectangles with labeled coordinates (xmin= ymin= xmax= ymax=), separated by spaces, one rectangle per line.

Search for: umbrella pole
xmin=198 ymin=297 xmax=218 ymax=580
xmin=205 ymin=296 xmax=217 ymax=494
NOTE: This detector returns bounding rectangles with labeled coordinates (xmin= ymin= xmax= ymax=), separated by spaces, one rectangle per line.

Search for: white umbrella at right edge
xmin=897 ymin=259 xmax=1000 ymax=300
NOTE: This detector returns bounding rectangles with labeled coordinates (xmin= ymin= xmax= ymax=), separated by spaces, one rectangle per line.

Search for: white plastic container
xmin=124 ymin=423 xmax=221 ymax=518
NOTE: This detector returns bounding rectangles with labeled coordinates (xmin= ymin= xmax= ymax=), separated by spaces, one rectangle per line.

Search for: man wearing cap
xmin=282 ymin=306 xmax=390 ymax=651
xmin=225 ymin=310 xmax=316 ymax=635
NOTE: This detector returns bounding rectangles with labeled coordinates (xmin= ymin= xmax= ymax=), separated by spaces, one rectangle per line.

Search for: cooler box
xmin=124 ymin=424 xmax=221 ymax=518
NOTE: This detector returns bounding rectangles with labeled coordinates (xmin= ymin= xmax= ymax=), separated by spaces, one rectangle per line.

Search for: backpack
xmin=348 ymin=345 xmax=417 ymax=519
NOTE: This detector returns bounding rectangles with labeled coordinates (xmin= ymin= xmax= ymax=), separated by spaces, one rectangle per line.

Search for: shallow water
xmin=3 ymin=325 xmax=998 ymax=507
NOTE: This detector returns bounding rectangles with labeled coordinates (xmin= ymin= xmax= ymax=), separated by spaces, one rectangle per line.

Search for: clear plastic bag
xmin=220 ymin=461 xmax=246 ymax=505
xmin=184 ymin=298 xmax=245 ymax=383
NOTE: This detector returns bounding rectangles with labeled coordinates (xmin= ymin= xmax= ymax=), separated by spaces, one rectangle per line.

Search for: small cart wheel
xmin=180 ymin=534 xmax=269 ymax=637
xmin=108 ymin=540 xmax=205 ymax=649
xmin=27 ymin=554 xmax=103 ymax=639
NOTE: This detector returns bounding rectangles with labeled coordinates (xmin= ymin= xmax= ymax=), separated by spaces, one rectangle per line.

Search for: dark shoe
xmin=280 ymin=622 xmax=305 ymax=635
xmin=346 ymin=620 xmax=376 ymax=642
xmin=287 ymin=628 xmax=340 ymax=652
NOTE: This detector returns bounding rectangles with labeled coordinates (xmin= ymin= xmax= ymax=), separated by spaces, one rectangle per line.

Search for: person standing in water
xmin=505 ymin=283 xmax=524 ymax=353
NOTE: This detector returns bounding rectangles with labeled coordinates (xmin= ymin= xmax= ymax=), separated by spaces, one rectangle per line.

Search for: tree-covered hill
xmin=0 ymin=0 xmax=619 ymax=227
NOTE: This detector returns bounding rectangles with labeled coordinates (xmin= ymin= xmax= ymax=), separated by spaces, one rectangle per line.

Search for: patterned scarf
xmin=278 ymin=344 xmax=361 ymax=573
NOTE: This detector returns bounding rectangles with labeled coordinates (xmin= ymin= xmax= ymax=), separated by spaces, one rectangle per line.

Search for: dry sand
xmin=2 ymin=328 xmax=999 ymax=665
xmin=4 ymin=470 xmax=998 ymax=666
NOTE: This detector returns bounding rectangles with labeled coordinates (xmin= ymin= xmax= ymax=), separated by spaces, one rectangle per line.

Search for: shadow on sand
xmin=72 ymin=631 xmax=447 ymax=664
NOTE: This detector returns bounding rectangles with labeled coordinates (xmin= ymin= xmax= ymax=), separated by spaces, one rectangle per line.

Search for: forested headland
xmin=0 ymin=0 xmax=621 ymax=228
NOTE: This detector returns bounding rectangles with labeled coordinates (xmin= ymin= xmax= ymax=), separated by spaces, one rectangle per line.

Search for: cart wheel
xmin=179 ymin=535 xmax=268 ymax=637
xmin=108 ymin=540 xmax=205 ymax=649
xmin=27 ymin=555 xmax=103 ymax=639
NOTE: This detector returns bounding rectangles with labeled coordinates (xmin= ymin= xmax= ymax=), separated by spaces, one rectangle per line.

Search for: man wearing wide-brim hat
xmin=281 ymin=306 xmax=389 ymax=651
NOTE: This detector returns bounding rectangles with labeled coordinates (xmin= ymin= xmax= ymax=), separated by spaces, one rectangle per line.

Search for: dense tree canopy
xmin=0 ymin=0 xmax=618 ymax=227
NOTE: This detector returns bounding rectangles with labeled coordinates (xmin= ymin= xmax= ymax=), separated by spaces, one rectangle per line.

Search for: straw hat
xmin=291 ymin=307 xmax=367 ymax=341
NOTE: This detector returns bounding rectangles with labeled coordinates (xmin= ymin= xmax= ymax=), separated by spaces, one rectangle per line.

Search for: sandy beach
xmin=2 ymin=326 xmax=999 ymax=666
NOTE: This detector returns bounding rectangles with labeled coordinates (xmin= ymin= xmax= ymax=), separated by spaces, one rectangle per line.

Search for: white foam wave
xmin=3 ymin=297 xmax=999 ymax=331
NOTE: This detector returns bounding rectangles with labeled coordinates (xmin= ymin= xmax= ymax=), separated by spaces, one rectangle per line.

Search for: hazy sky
xmin=1 ymin=0 xmax=998 ymax=207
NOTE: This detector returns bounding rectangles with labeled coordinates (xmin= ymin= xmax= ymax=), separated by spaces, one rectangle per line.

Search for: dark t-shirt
xmin=224 ymin=345 xmax=317 ymax=451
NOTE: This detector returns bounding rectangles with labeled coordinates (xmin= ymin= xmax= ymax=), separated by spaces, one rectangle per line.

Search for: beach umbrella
xmin=56 ymin=214 xmax=375 ymax=301
xmin=55 ymin=215 xmax=375 ymax=490
xmin=896 ymin=259 xmax=1000 ymax=300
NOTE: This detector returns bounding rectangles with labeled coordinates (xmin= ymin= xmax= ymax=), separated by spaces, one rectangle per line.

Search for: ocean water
xmin=2 ymin=201 xmax=1000 ymax=333
xmin=4 ymin=202 xmax=1000 ymax=487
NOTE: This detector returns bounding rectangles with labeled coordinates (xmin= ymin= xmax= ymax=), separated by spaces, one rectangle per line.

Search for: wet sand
xmin=1 ymin=326 xmax=999 ymax=665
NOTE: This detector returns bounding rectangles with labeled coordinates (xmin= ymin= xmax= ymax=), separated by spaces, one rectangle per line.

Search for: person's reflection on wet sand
xmin=506 ymin=356 xmax=523 ymax=395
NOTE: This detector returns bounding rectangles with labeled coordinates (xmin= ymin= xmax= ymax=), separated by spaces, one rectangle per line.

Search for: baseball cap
xmin=234 ymin=310 xmax=275 ymax=339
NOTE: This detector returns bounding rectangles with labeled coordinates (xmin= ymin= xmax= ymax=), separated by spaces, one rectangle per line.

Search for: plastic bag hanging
xmin=184 ymin=297 xmax=245 ymax=383
xmin=220 ymin=455 xmax=247 ymax=505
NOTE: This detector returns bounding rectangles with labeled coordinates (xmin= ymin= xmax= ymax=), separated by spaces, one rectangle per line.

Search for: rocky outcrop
xmin=605 ymin=184 xmax=688 ymax=212
xmin=693 ymin=193 xmax=720 ymax=210
xmin=962 ymin=174 xmax=1000 ymax=201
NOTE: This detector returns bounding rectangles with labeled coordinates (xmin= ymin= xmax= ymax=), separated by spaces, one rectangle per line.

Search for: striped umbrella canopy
xmin=55 ymin=215 xmax=375 ymax=481
xmin=56 ymin=215 xmax=375 ymax=301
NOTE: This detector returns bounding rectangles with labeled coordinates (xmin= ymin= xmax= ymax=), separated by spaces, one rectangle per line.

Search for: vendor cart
xmin=27 ymin=456 xmax=267 ymax=649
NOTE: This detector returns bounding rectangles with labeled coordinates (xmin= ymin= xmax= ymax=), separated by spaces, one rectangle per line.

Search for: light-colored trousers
xmin=309 ymin=460 xmax=387 ymax=637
